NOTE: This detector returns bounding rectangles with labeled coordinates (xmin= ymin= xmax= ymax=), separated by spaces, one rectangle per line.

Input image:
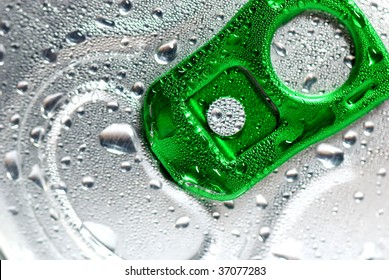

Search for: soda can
xmin=0 ymin=0 xmax=388 ymax=260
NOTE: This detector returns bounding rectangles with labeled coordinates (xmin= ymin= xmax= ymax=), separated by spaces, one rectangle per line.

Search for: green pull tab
xmin=143 ymin=0 xmax=389 ymax=201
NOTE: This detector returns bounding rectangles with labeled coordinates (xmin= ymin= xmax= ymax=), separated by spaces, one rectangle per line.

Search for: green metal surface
xmin=143 ymin=0 xmax=389 ymax=201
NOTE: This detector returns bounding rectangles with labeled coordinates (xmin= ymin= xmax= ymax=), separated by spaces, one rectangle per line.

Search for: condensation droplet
xmin=4 ymin=150 xmax=20 ymax=180
xmin=259 ymin=226 xmax=271 ymax=242
xmin=30 ymin=126 xmax=46 ymax=147
xmin=273 ymin=42 xmax=287 ymax=57
xmin=155 ymin=39 xmax=178 ymax=65
xmin=82 ymin=176 xmax=95 ymax=189
xmin=99 ymin=123 xmax=140 ymax=155
xmin=42 ymin=92 xmax=65 ymax=119
xmin=130 ymin=82 xmax=145 ymax=98
xmin=118 ymin=0 xmax=133 ymax=16
xmin=149 ymin=179 xmax=162 ymax=190
xmin=256 ymin=194 xmax=268 ymax=209
xmin=316 ymin=143 xmax=344 ymax=169
xmin=28 ymin=164 xmax=46 ymax=189
xmin=354 ymin=191 xmax=365 ymax=202
xmin=175 ymin=216 xmax=190 ymax=228
xmin=363 ymin=121 xmax=375 ymax=136
xmin=343 ymin=130 xmax=357 ymax=148
xmin=152 ymin=8 xmax=163 ymax=19
xmin=285 ymin=168 xmax=299 ymax=182
xmin=66 ymin=30 xmax=86 ymax=45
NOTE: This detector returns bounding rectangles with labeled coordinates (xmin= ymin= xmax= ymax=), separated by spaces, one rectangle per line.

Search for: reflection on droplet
xmin=130 ymin=82 xmax=145 ymax=98
xmin=42 ymin=92 xmax=65 ymax=119
xmin=83 ymin=221 xmax=118 ymax=252
xmin=154 ymin=39 xmax=178 ymax=65
xmin=99 ymin=123 xmax=140 ymax=155
xmin=118 ymin=0 xmax=133 ymax=16
xmin=316 ymin=143 xmax=344 ymax=169
xmin=4 ymin=150 xmax=20 ymax=180
xmin=152 ymin=8 xmax=163 ymax=19
xmin=175 ymin=216 xmax=190 ymax=228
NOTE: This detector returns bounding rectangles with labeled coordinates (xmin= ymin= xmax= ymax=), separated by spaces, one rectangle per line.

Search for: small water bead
xmin=130 ymin=82 xmax=145 ymax=98
xmin=10 ymin=113 xmax=20 ymax=129
xmin=189 ymin=36 xmax=197 ymax=45
xmin=259 ymin=226 xmax=270 ymax=242
xmin=30 ymin=126 xmax=46 ymax=147
xmin=212 ymin=212 xmax=220 ymax=219
xmin=154 ymin=39 xmax=178 ymax=65
xmin=4 ymin=150 xmax=20 ymax=180
xmin=377 ymin=168 xmax=386 ymax=177
xmin=65 ymin=30 xmax=86 ymax=45
xmin=41 ymin=47 xmax=58 ymax=63
xmin=120 ymin=161 xmax=132 ymax=172
xmin=60 ymin=156 xmax=71 ymax=168
xmin=95 ymin=17 xmax=116 ymax=29
xmin=149 ymin=179 xmax=162 ymax=190
xmin=256 ymin=194 xmax=268 ymax=209
xmin=207 ymin=98 xmax=246 ymax=137
xmin=61 ymin=115 xmax=72 ymax=130
xmin=7 ymin=206 xmax=19 ymax=216
xmin=231 ymin=229 xmax=240 ymax=237
xmin=106 ymin=101 xmax=119 ymax=112
xmin=175 ymin=216 xmax=190 ymax=228
xmin=82 ymin=176 xmax=95 ymax=189
xmin=151 ymin=8 xmax=163 ymax=19
xmin=354 ymin=191 xmax=365 ymax=202
xmin=224 ymin=200 xmax=235 ymax=209
xmin=363 ymin=121 xmax=375 ymax=136
xmin=99 ymin=123 xmax=140 ymax=155
xmin=0 ymin=20 xmax=10 ymax=36
xmin=285 ymin=168 xmax=299 ymax=182
xmin=273 ymin=42 xmax=287 ymax=57
xmin=343 ymin=130 xmax=357 ymax=148
xmin=316 ymin=143 xmax=344 ymax=169
xmin=118 ymin=0 xmax=133 ymax=16
xmin=16 ymin=80 xmax=28 ymax=94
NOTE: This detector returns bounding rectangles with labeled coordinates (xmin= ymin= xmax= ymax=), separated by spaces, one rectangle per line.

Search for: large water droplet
xmin=316 ymin=143 xmax=344 ymax=169
xmin=83 ymin=221 xmax=118 ymax=252
xmin=354 ymin=191 xmax=365 ymax=202
xmin=154 ymin=39 xmax=178 ymax=65
xmin=95 ymin=17 xmax=116 ymax=29
xmin=99 ymin=123 xmax=140 ymax=155
xmin=130 ymin=82 xmax=145 ymax=98
xmin=256 ymin=194 xmax=268 ymax=209
xmin=152 ymin=8 xmax=163 ymax=19
xmin=344 ymin=55 xmax=356 ymax=69
xmin=343 ymin=130 xmax=357 ymax=148
xmin=149 ymin=179 xmax=162 ymax=190
xmin=224 ymin=200 xmax=235 ymax=209
xmin=4 ymin=150 xmax=20 ymax=180
xmin=259 ymin=226 xmax=270 ymax=242
xmin=41 ymin=47 xmax=58 ymax=63
xmin=363 ymin=121 xmax=375 ymax=136
xmin=285 ymin=168 xmax=299 ymax=182
xmin=42 ymin=92 xmax=65 ymax=118
xmin=0 ymin=44 xmax=5 ymax=66
xmin=175 ymin=216 xmax=190 ymax=228
xmin=82 ymin=176 xmax=95 ymax=189
xmin=28 ymin=164 xmax=46 ymax=189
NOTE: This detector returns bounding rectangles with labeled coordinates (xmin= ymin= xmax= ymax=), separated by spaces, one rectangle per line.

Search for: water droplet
xmin=82 ymin=176 xmax=95 ymax=189
xmin=4 ymin=150 xmax=20 ymax=180
xmin=231 ymin=229 xmax=240 ymax=237
xmin=118 ymin=0 xmax=133 ymax=16
xmin=154 ymin=39 xmax=178 ymax=65
xmin=95 ymin=17 xmax=116 ymax=29
xmin=30 ymin=126 xmax=46 ymax=147
xmin=7 ymin=206 xmax=19 ymax=216
xmin=377 ymin=168 xmax=386 ymax=177
xmin=50 ymin=181 xmax=68 ymax=193
xmin=285 ymin=168 xmax=299 ymax=182
xmin=354 ymin=191 xmax=364 ymax=202
xmin=256 ymin=194 xmax=268 ymax=209
xmin=106 ymin=101 xmax=119 ymax=112
xmin=175 ymin=216 xmax=190 ymax=228
xmin=10 ymin=113 xmax=20 ymax=129
xmin=149 ymin=179 xmax=162 ymax=190
xmin=0 ymin=44 xmax=5 ymax=66
xmin=344 ymin=55 xmax=356 ymax=69
xmin=41 ymin=47 xmax=58 ymax=63
xmin=316 ymin=143 xmax=344 ymax=169
xmin=363 ymin=121 xmax=375 ymax=136
xmin=28 ymin=165 xmax=46 ymax=189
xmin=343 ymin=130 xmax=357 ymax=148
xmin=42 ymin=92 xmax=65 ymax=118
xmin=302 ymin=73 xmax=318 ymax=93
xmin=189 ymin=36 xmax=197 ymax=45
xmin=60 ymin=156 xmax=71 ymax=169
xmin=16 ymin=80 xmax=28 ymax=94
xmin=130 ymin=82 xmax=145 ymax=98
xmin=273 ymin=42 xmax=287 ymax=57
xmin=152 ymin=8 xmax=163 ymax=19
xmin=120 ymin=161 xmax=132 ymax=172
xmin=259 ymin=226 xmax=270 ymax=242
xmin=212 ymin=212 xmax=220 ymax=219
xmin=224 ymin=200 xmax=235 ymax=209
xmin=99 ymin=123 xmax=140 ymax=155
xmin=83 ymin=221 xmax=118 ymax=252
xmin=0 ymin=20 xmax=11 ymax=36
xmin=61 ymin=115 xmax=72 ymax=130
xmin=66 ymin=30 xmax=86 ymax=45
